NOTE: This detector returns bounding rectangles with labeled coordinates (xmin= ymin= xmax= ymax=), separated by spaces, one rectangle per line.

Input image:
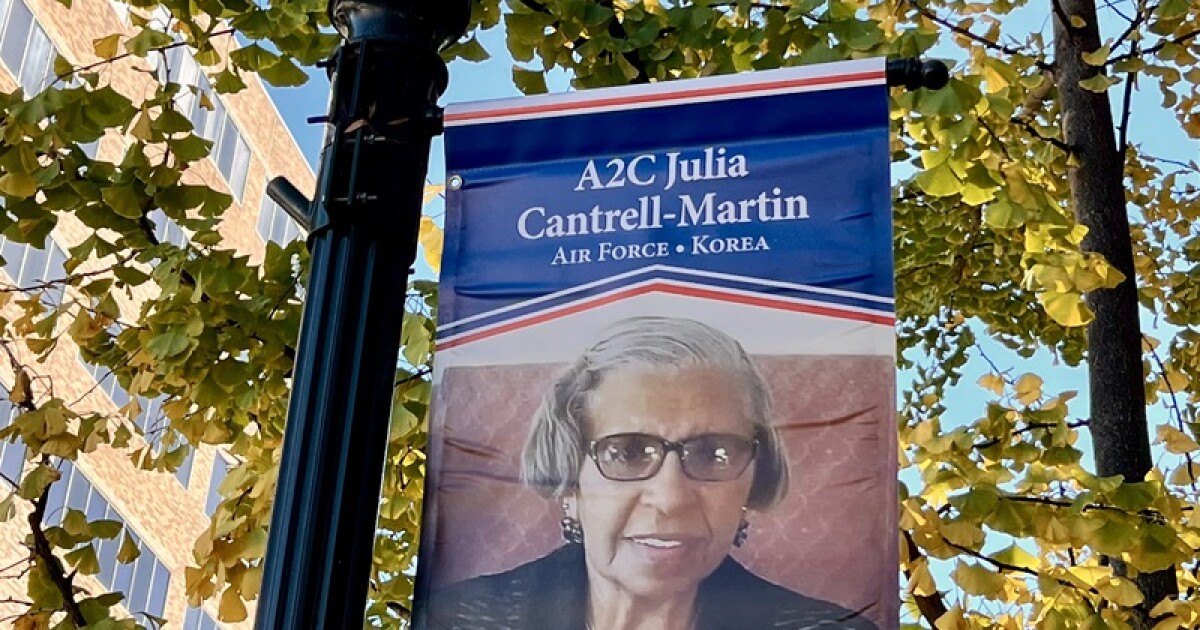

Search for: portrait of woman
xmin=423 ymin=316 xmax=879 ymax=630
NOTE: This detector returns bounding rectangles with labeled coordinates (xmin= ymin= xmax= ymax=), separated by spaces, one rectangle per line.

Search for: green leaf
xmin=167 ymin=135 xmax=213 ymax=163
xmin=1081 ymin=45 xmax=1111 ymax=66
xmin=101 ymin=185 xmax=144 ymax=219
xmin=259 ymin=56 xmax=309 ymax=87
xmin=116 ymin=533 xmax=140 ymax=564
xmin=123 ymin=29 xmax=172 ymax=57
xmin=445 ymin=36 xmax=490 ymax=63
xmin=912 ymin=162 xmax=962 ymax=197
xmin=17 ymin=464 xmax=60 ymax=501
xmin=212 ymin=69 xmax=248 ymax=94
xmin=512 ymin=66 xmax=548 ymax=95
xmin=28 ymin=561 xmax=64 ymax=609
xmin=89 ymin=519 xmax=123 ymax=540
xmin=229 ymin=43 xmax=277 ymax=73
xmin=0 ymin=173 xmax=38 ymax=198
xmin=93 ymin=33 xmax=121 ymax=59
xmin=147 ymin=329 xmax=191 ymax=359
xmin=64 ymin=544 xmax=101 ymax=575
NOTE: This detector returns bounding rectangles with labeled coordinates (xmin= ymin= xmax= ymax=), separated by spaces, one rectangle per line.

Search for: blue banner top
xmin=441 ymin=59 xmax=892 ymax=336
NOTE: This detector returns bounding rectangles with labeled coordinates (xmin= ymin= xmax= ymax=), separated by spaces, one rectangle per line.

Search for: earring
xmin=561 ymin=500 xmax=583 ymax=544
xmin=733 ymin=511 xmax=749 ymax=548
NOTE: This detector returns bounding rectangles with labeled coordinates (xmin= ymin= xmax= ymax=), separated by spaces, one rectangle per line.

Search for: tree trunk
xmin=1052 ymin=1 xmax=1177 ymax=626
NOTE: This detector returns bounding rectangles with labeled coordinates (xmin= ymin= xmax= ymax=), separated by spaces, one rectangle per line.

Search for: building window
xmin=149 ymin=43 xmax=252 ymax=201
xmin=0 ymin=235 xmax=69 ymax=309
xmin=256 ymin=188 xmax=303 ymax=246
xmin=185 ymin=606 xmax=223 ymax=630
xmin=0 ymin=382 xmax=25 ymax=484
xmin=82 ymin=359 xmax=195 ymax=488
xmin=148 ymin=208 xmax=188 ymax=248
xmin=47 ymin=460 xmax=171 ymax=623
xmin=206 ymin=455 xmax=229 ymax=516
xmin=0 ymin=0 xmax=56 ymax=96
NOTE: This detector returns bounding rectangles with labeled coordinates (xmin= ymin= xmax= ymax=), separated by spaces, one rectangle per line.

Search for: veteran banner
xmin=414 ymin=58 xmax=897 ymax=630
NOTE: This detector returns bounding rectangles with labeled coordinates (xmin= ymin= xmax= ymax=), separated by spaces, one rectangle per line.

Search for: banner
xmin=415 ymin=58 xmax=897 ymax=630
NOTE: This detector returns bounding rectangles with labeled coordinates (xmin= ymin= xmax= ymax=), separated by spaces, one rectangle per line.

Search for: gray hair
xmin=520 ymin=316 xmax=789 ymax=510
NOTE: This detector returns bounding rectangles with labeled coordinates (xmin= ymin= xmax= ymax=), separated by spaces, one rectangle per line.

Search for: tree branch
xmin=1108 ymin=28 xmax=1200 ymax=65
xmin=54 ymin=28 xmax=237 ymax=86
xmin=906 ymin=0 xmax=1053 ymax=71
xmin=27 ymin=460 xmax=87 ymax=627
xmin=902 ymin=531 xmax=948 ymax=625
xmin=1013 ymin=116 xmax=1073 ymax=153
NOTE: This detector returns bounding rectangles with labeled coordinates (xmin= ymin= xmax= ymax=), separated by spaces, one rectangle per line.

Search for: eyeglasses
xmin=587 ymin=433 xmax=759 ymax=482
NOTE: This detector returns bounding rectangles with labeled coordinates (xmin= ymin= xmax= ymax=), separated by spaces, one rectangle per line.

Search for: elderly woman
xmin=425 ymin=317 xmax=877 ymax=630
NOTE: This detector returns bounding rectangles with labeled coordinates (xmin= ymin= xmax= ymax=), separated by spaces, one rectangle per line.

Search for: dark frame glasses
xmin=587 ymin=432 xmax=759 ymax=482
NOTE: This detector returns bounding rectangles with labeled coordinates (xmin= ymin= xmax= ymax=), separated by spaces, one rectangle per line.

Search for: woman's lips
xmin=625 ymin=535 xmax=699 ymax=565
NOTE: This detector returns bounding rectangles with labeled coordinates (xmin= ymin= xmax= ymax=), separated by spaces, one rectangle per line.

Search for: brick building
xmin=0 ymin=0 xmax=314 ymax=626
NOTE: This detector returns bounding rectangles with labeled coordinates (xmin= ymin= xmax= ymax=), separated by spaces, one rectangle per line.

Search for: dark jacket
xmin=418 ymin=545 xmax=879 ymax=630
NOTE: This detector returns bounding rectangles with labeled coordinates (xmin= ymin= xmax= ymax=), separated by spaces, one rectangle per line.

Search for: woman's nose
xmin=641 ymin=452 xmax=697 ymax=510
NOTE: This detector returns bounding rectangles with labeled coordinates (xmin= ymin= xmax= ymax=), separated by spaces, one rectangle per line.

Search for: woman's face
xmin=572 ymin=366 xmax=757 ymax=600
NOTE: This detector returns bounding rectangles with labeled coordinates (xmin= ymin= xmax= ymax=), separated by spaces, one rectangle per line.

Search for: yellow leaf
xmin=1039 ymin=516 xmax=1073 ymax=545
xmin=977 ymin=373 xmax=1005 ymax=395
xmin=423 ymin=184 xmax=445 ymax=205
xmin=1158 ymin=369 xmax=1189 ymax=393
xmin=1069 ymin=15 xmax=1086 ymax=28
xmin=1149 ymin=597 xmax=1176 ymax=619
xmin=953 ymin=561 xmax=1006 ymax=597
xmin=419 ymin=216 xmax=444 ymax=274
xmin=990 ymin=544 xmax=1039 ymax=570
xmin=942 ymin=521 xmax=984 ymax=548
xmin=1169 ymin=462 xmax=1200 ymax=486
xmin=934 ymin=606 xmax=967 ymax=630
xmin=92 ymin=33 xmax=121 ymax=60
xmin=219 ymin=587 xmax=248 ymax=622
xmin=1155 ymin=425 xmax=1200 ymax=455
xmin=11 ymin=369 xmax=32 ymax=406
xmin=907 ymin=556 xmax=937 ymax=596
xmin=1014 ymin=373 xmax=1043 ymax=406
xmin=1152 ymin=617 xmax=1185 ymax=630
xmin=1095 ymin=576 xmax=1144 ymax=607
xmin=1039 ymin=290 xmax=1093 ymax=327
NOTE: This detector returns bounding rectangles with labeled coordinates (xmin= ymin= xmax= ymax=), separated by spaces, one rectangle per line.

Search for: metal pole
xmin=256 ymin=2 xmax=471 ymax=628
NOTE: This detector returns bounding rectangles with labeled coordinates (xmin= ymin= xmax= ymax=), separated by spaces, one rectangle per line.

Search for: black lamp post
xmin=255 ymin=2 xmax=471 ymax=628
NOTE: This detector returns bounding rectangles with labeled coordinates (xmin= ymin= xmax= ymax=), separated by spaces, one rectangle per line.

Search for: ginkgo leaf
xmin=1039 ymin=290 xmax=1093 ymax=327
xmin=1096 ymin=576 xmax=1144 ymax=607
xmin=907 ymin=556 xmax=937 ymax=596
xmin=953 ymin=561 xmax=1006 ymax=597
xmin=92 ymin=33 xmax=121 ymax=60
xmin=1078 ymin=74 xmax=1118 ymax=93
xmin=219 ymin=587 xmax=248 ymax=622
xmin=419 ymin=216 xmax=444 ymax=274
xmin=977 ymin=373 xmax=1005 ymax=395
xmin=117 ymin=533 xmax=140 ymax=564
xmin=1014 ymin=373 xmax=1043 ymax=406
xmin=1155 ymin=425 xmax=1200 ymax=454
